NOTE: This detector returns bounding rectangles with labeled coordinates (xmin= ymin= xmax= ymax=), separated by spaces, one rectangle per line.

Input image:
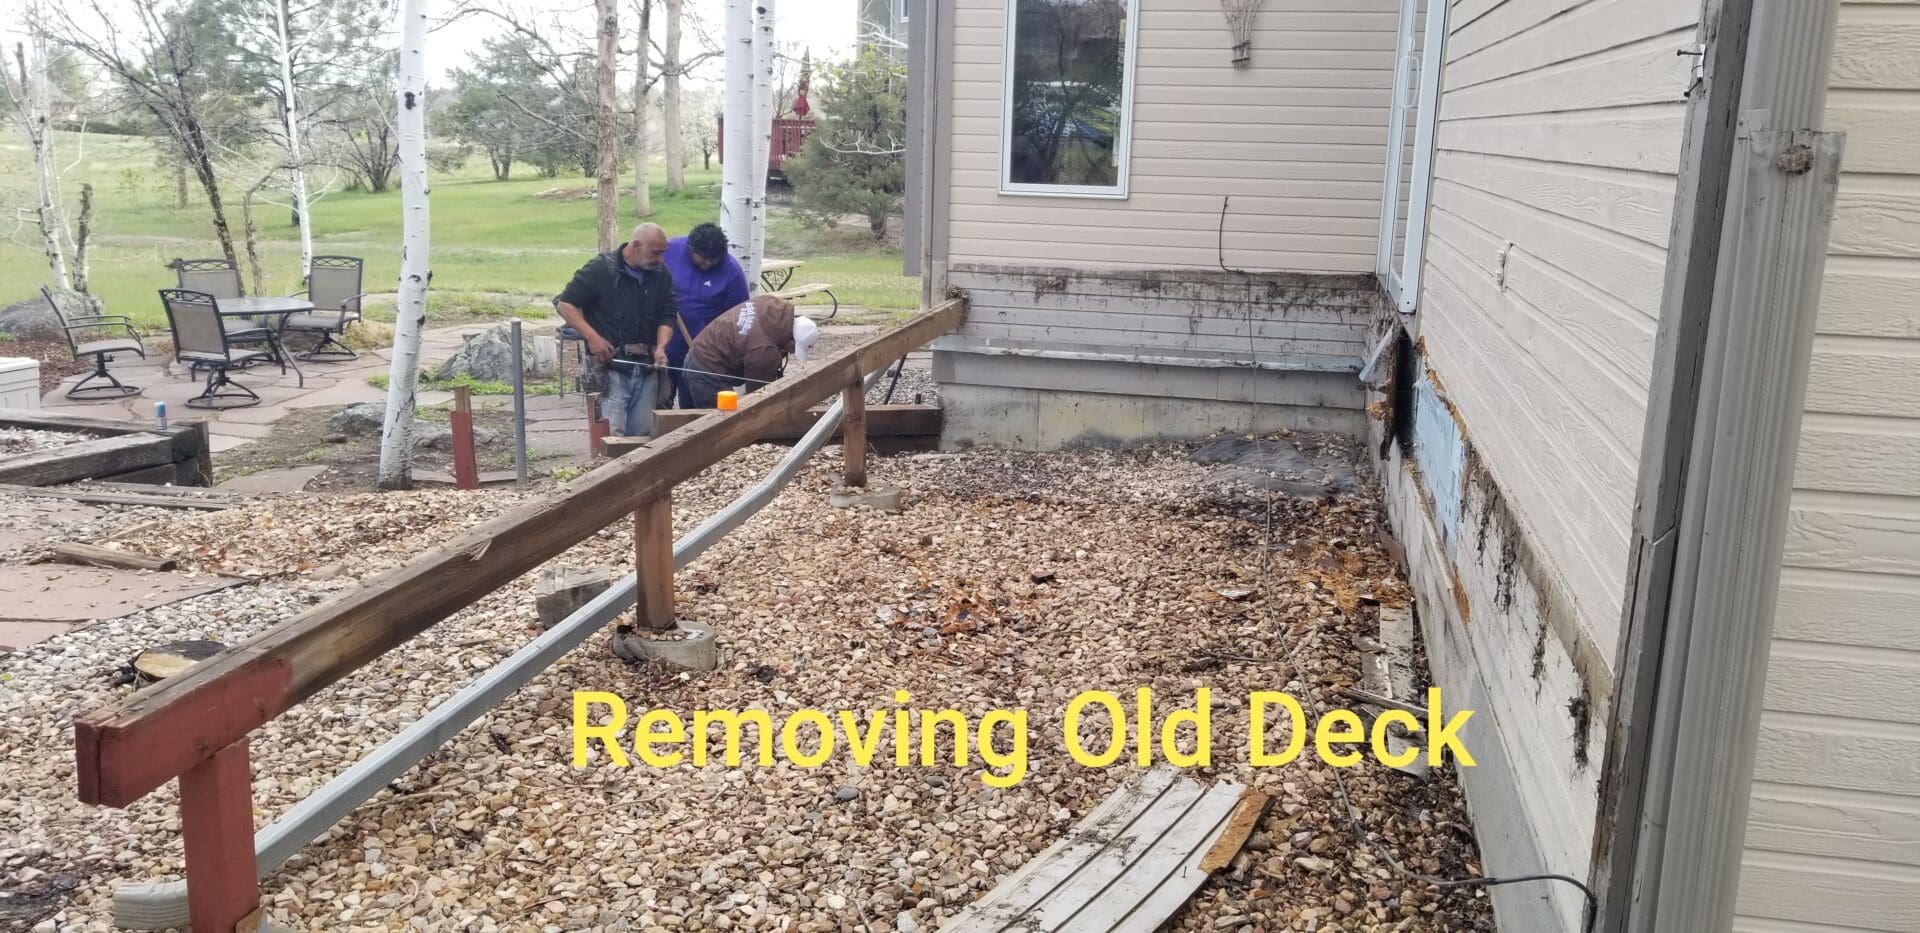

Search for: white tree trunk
xmin=377 ymin=0 xmax=433 ymax=490
xmin=594 ymin=0 xmax=620 ymax=248
xmin=747 ymin=0 xmax=774 ymax=286
xmin=720 ymin=0 xmax=754 ymax=273
xmin=662 ymin=0 xmax=685 ymax=192
xmin=274 ymin=0 xmax=314 ymax=278
xmin=632 ymin=0 xmax=652 ymax=217
xmin=19 ymin=32 xmax=71 ymax=291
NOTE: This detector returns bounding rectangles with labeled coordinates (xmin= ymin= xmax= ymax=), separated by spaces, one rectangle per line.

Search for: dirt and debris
xmin=0 ymin=439 xmax=1495 ymax=932
xmin=0 ymin=427 xmax=90 ymax=459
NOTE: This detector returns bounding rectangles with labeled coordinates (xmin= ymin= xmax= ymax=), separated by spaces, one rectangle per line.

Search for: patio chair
xmin=168 ymin=256 xmax=277 ymax=372
xmin=41 ymin=286 xmax=145 ymax=400
xmin=281 ymin=255 xmax=367 ymax=361
xmin=160 ymin=289 xmax=275 ymax=409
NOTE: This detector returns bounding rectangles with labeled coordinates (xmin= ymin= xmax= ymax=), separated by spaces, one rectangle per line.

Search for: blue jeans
xmin=602 ymin=364 xmax=660 ymax=437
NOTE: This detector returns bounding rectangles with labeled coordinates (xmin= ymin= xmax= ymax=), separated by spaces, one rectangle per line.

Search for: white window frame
xmin=998 ymin=0 xmax=1140 ymax=199
xmin=895 ymin=0 xmax=908 ymax=24
xmin=1376 ymin=0 xmax=1448 ymax=314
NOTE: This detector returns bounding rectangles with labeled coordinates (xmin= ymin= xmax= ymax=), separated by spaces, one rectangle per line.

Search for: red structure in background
xmin=718 ymin=50 xmax=815 ymax=180
xmin=717 ymin=117 xmax=815 ymax=179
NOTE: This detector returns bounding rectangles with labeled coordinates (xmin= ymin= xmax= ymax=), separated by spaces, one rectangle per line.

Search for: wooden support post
xmin=842 ymin=383 xmax=867 ymax=488
xmin=586 ymin=393 xmax=607 ymax=458
xmin=179 ymin=740 xmax=260 ymax=933
xmin=450 ymin=386 xmax=478 ymax=490
xmin=634 ymin=494 xmax=674 ymax=629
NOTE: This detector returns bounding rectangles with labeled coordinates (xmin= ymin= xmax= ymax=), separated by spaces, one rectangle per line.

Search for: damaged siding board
xmin=944 ymin=0 xmax=1403 ymax=273
xmin=1376 ymin=439 xmax=1591 ymax=933
xmin=1740 ymin=9 xmax=1920 ymax=926
xmin=1386 ymin=3 xmax=1694 ymax=929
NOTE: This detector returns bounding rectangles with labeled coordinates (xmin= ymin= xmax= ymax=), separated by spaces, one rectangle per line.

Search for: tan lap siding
xmin=1737 ymin=3 xmax=1920 ymax=931
xmin=946 ymin=0 xmax=1403 ymax=273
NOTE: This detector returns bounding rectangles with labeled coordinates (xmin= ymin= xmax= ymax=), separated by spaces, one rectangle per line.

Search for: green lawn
xmin=1 ymin=132 xmax=919 ymax=331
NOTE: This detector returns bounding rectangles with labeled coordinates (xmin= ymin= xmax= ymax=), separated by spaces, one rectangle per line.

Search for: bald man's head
xmin=622 ymin=223 xmax=668 ymax=270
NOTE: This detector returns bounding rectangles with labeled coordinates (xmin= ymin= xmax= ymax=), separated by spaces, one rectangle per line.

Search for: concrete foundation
xmin=830 ymin=484 xmax=904 ymax=511
xmin=936 ymin=383 xmax=1365 ymax=451
xmin=610 ymin=619 xmax=718 ymax=671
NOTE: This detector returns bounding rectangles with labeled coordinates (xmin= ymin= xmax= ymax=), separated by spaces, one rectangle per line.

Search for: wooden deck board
xmin=940 ymin=769 xmax=1263 ymax=933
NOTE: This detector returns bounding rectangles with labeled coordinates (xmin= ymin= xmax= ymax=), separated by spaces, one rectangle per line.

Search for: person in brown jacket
xmin=681 ymin=295 xmax=819 ymax=407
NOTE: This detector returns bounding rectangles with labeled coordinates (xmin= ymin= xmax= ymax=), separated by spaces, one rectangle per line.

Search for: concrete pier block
xmin=534 ymin=569 xmax=614 ymax=630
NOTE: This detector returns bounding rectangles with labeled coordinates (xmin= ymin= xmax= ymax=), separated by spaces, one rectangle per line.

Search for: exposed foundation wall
xmin=1369 ymin=336 xmax=1601 ymax=933
xmin=933 ymin=265 xmax=1378 ymax=449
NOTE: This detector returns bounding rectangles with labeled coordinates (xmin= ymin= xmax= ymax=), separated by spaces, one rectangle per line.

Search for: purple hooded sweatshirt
xmin=663 ymin=236 xmax=752 ymax=365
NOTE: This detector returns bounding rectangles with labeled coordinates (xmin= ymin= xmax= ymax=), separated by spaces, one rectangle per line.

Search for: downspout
xmin=1591 ymin=1 xmax=1843 ymax=931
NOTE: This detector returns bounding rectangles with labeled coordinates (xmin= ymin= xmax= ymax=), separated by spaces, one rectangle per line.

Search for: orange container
xmin=716 ymin=390 xmax=739 ymax=411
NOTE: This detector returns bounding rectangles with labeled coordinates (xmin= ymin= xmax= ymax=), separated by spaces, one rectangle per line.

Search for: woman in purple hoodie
xmin=662 ymin=223 xmax=753 ymax=408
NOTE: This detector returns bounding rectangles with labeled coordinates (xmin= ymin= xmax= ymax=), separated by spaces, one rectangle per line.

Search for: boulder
xmin=0 ymin=296 xmax=64 ymax=339
xmin=434 ymin=322 xmax=556 ymax=383
xmin=410 ymin=421 xmax=499 ymax=451
xmin=327 ymin=402 xmax=386 ymax=436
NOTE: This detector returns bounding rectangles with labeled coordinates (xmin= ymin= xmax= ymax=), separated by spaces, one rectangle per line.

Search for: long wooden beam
xmin=642 ymin=403 xmax=941 ymax=443
xmin=75 ymin=299 xmax=966 ymax=807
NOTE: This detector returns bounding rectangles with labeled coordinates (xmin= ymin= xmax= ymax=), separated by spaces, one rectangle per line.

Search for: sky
xmin=428 ymin=0 xmax=861 ymax=84
xmin=0 ymin=0 xmax=860 ymax=88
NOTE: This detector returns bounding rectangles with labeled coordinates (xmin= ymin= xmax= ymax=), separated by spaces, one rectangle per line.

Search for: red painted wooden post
xmin=179 ymin=740 xmax=260 ymax=932
xmin=586 ymin=392 xmax=607 ymax=457
xmin=450 ymin=385 xmax=478 ymax=489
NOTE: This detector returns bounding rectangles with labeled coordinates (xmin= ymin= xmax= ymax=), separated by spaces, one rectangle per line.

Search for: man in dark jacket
xmin=555 ymin=223 xmax=678 ymax=436
xmin=682 ymin=296 xmax=819 ymax=408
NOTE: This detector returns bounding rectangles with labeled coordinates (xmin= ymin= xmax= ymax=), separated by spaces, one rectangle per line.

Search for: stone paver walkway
xmin=37 ymin=325 xmax=479 ymax=456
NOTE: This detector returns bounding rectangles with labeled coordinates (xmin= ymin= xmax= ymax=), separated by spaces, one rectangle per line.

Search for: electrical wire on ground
xmin=1246 ymin=477 xmax=1598 ymax=932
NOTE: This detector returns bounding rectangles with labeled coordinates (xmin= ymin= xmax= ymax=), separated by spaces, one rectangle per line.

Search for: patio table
xmin=760 ymin=258 xmax=802 ymax=291
xmin=219 ymin=296 xmax=312 ymax=388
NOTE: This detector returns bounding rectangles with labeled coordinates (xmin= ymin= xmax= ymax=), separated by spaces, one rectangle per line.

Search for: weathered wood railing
xmin=73 ymin=299 xmax=965 ymax=932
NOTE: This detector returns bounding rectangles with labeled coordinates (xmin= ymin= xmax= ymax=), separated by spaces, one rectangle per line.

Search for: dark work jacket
xmin=555 ymin=249 xmax=678 ymax=349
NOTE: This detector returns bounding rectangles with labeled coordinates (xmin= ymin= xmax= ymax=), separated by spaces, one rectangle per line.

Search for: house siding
xmin=945 ymin=0 xmax=1404 ymax=273
xmin=931 ymin=0 xmax=1405 ymax=444
xmin=1381 ymin=1 xmax=1696 ymax=930
xmin=1735 ymin=3 xmax=1920 ymax=931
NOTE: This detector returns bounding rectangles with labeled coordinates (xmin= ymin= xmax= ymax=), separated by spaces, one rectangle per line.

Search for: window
xmin=895 ymin=0 xmax=909 ymax=23
xmin=1000 ymin=0 xmax=1139 ymax=197
xmin=1376 ymin=0 xmax=1447 ymax=314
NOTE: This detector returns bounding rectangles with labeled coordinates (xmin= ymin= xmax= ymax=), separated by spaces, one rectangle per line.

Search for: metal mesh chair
xmin=282 ymin=255 xmax=367 ymax=361
xmin=168 ymin=256 xmax=272 ymax=339
xmin=169 ymin=258 xmax=242 ymax=299
xmin=42 ymin=286 xmax=145 ymax=400
xmin=160 ymin=289 xmax=275 ymax=408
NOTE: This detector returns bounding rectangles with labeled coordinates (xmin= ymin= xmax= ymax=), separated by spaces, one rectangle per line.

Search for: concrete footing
xmin=534 ymin=569 xmax=615 ymax=630
xmin=830 ymin=484 xmax=904 ymax=511
xmin=610 ymin=618 xmax=718 ymax=671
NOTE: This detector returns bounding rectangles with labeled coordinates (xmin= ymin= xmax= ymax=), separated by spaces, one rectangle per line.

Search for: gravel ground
xmin=0 ymin=428 xmax=90 ymax=459
xmin=0 ymin=442 xmax=1497 ymax=932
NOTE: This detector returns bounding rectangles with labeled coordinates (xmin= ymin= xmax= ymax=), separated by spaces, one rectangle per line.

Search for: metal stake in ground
xmin=509 ymin=319 xmax=528 ymax=485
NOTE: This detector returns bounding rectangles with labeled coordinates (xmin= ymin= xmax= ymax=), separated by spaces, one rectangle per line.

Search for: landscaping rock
xmin=433 ymin=322 xmax=555 ymax=384
xmin=0 ymin=297 xmax=63 ymax=339
xmin=410 ymin=421 xmax=499 ymax=451
xmin=327 ymin=402 xmax=386 ymax=436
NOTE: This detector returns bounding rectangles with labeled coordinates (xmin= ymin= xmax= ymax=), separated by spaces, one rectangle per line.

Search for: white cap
xmin=792 ymin=316 xmax=819 ymax=365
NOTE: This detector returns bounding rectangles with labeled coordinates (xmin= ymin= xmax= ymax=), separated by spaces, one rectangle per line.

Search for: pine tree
xmin=784 ymin=50 xmax=906 ymax=238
